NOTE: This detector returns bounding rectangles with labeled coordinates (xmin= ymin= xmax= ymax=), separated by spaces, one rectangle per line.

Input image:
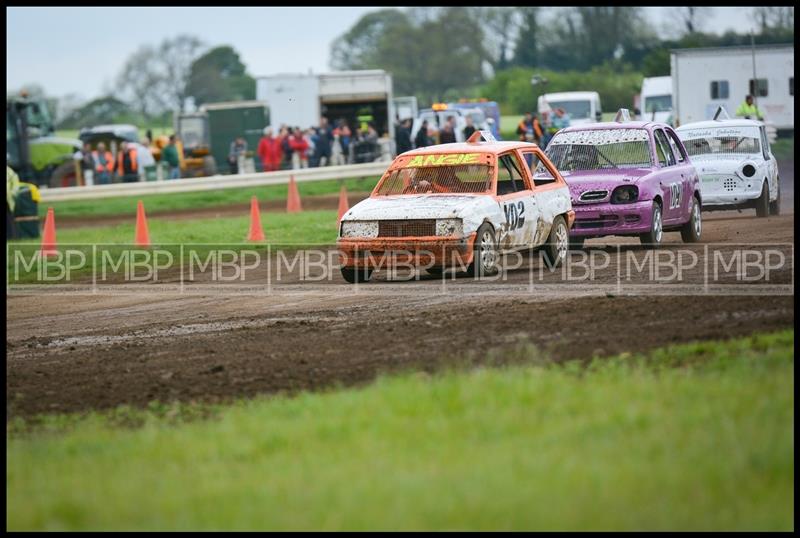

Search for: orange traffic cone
xmin=40 ymin=207 xmax=58 ymax=258
xmin=247 ymin=195 xmax=266 ymax=242
xmin=337 ymin=184 xmax=349 ymax=224
xmin=287 ymin=175 xmax=302 ymax=213
xmin=135 ymin=200 xmax=151 ymax=247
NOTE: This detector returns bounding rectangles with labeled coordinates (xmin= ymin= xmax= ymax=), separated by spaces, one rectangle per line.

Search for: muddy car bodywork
xmin=676 ymin=119 xmax=780 ymax=215
xmin=337 ymin=134 xmax=573 ymax=274
xmin=542 ymin=121 xmax=702 ymax=243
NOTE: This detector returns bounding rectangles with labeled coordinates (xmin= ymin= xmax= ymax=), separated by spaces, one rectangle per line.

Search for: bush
xmin=482 ymin=64 xmax=644 ymax=115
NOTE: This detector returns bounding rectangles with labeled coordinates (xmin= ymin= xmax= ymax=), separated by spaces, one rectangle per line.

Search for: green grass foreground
xmin=6 ymin=330 xmax=794 ymax=531
xmin=45 ymin=176 xmax=379 ymax=219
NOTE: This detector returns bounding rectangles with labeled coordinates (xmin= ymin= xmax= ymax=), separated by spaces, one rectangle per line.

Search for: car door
xmin=520 ymin=148 xmax=570 ymax=247
xmin=495 ymin=151 xmax=540 ymax=250
xmin=652 ymin=128 xmax=684 ymax=224
xmin=665 ymin=127 xmax=697 ymax=221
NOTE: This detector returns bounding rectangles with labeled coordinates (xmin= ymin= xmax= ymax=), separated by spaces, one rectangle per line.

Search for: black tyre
xmin=203 ymin=156 xmax=218 ymax=176
xmin=425 ymin=265 xmax=446 ymax=276
xmin=568 ymin=236 xmax=585 ymax=250
xmin=542 ymin=215 xmax=569 ymax=268
xmin=49 ymin=161 xmax=78 ymax=188
xmin=680 ymin=194 xmax=702 ymax=243
xmin=467 ymin=223 xmax=499 ymax=278
xmin=639 ymin=201 xmax=663 ymax=249
xmin=340 ymin=266 xmax=372 ymax=284
xmin=755 ymin=181 xmax=769 ymax=218
xmin=769 ymin=180 xmax=781 ymax=216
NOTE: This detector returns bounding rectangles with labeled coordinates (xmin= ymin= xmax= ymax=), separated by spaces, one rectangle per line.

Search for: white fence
xmin=40 ymin=162 xmax=388 ymax=202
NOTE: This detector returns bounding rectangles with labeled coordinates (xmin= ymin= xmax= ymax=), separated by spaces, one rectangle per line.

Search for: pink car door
xmin=665 ymin=127 xmax=696 ymax=221
xmin=652 ymin=128 xmax=686 ymax=224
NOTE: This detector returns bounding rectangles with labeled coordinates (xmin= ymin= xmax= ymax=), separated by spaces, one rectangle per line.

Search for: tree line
xmin=12 ymin=6 xmax=793 ymax=129
xmin=331 ymin=6 xmax=794 ymax=113
xmin=48 ymin=37 xmax=257 ymax=129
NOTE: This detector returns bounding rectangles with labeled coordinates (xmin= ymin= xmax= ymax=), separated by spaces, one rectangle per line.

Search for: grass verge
xmin=6 ymin=210 xmax=340 ymax=284
xmin=6 ymin=330 xmax=794 ymax=531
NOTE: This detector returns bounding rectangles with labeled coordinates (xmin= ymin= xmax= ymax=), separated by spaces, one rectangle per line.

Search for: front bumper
xmin=699 ymin=175 xmax=764 ymax=207
xmin=570 ymin=200 xmax=653 ymax=238
xmin=337 ymin=233 xmax=477 ymax=269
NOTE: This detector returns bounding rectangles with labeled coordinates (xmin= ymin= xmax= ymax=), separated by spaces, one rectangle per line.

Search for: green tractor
xmin=7 ymin=94 xmax=82 ymax=188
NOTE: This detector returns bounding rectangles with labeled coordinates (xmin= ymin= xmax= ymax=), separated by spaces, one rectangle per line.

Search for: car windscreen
xmin=678 ymin=127 xmax=761 ymax=157
xmin=547 ymin=100 xmax=592 ymax=120
xmin=542 ymin=128 xmax=653 ymax=172
xmin=374 ymin=161 xmax=493 ymax=196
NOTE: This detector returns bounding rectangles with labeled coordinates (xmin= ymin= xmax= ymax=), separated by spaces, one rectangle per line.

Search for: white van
xmin=638 ymin=76 xmax=673 ymax=124
xmin=537 ymin=91 xmax=602 ymax=125
xmin=410 ymin=104 xmax=489 ymax=145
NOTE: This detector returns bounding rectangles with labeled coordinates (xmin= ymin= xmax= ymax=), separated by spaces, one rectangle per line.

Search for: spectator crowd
xmin=255 ymin=116 xmax=387 ymax=173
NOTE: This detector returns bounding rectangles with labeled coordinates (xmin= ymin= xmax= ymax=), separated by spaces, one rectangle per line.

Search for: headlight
xmin=741 ymin=164 xmax=756 ymax=178
xmin=340 ymin=221 xmax=378 ymax=238
xmin=610 ymin=185 xmax=639 ymax=204
xmin=435 ymin=218 xmax=463 ymax=237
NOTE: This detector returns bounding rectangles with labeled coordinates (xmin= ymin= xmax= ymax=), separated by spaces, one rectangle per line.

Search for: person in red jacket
xmin=289 ymin=128 xmax=309 ymax=169
xmin=256 ymin=126 xmax=282 ymax=172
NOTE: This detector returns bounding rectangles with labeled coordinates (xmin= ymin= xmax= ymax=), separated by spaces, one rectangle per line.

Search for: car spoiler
xmin=713 ymin=106 xmax=731 ymax=121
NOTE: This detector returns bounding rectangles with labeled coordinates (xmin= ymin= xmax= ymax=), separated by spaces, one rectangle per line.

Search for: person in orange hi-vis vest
xmin=116 ymin=141 xmax=139 ymax=183
xmin=92 ymin=142 xmax=114 ymax=185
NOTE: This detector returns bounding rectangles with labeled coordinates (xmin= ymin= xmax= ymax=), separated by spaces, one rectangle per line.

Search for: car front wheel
xmin=755 ymin=181 xmax=770 ymax=218
xmin=543 ymin=215 xmax=569 ymax=267
xmin=680 ymin=195 xmax=702 ymax=243
xmin=639 ymin=201 xmax=663 ymax=249
xmin=341 ymin=266 xmax=372 ymax=284
xmin=769 ymin=179 xmax=781 ymax=216
xmin=568 ymin=236 xmax=585 ymax=250
xmin=468 ymin=223 xmax=499 ymax=278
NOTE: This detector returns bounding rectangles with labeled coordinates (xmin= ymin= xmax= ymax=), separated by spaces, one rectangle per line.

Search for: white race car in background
xmin=676 ymin=114 xmax=780 ymax=217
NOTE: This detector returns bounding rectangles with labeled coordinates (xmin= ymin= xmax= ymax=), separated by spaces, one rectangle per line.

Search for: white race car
xmin=337 ymin=131 xmax=574 ymax=283
xmin=676 ymin=113 xmax=780 ymax=217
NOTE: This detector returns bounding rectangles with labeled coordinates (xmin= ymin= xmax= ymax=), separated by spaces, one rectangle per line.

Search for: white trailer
xmin=257 ymin=70 xmax=413 ymax=157
xmin=671 ymin=44 xmax=794 ymax=133
xmin=638 ymin=76 xmax=673 ymax=124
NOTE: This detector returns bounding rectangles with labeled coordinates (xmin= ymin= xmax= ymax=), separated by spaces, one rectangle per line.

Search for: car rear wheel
xmin=467 ymin=223 xmax=499 ymax=278
xmin=341 ymin=266 xmax=372 ymax=284
xmin=639 ymin=201 xmax=663 ymax=249
xmin=542 ymin=215 xmax=569 ymax=268
xmin=755 ymin=181 xmax=770 ymax=218
xmin=680 ymin=195 xmax=702 ymax=243
xmin=769 ymin=180 xmax=781 ymax=216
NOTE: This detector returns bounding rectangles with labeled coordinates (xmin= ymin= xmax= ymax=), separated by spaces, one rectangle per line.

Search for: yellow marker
xmin=405 ymin=153 xmax=480 ymax=167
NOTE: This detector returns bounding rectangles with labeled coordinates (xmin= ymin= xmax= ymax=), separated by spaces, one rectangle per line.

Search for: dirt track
xmin=6 ymin=163 xmax=795 ymax=419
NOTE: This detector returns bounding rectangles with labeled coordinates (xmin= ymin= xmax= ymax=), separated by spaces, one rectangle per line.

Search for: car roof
xmin=559 ymin=121 xmax=665 ymax=132
xmin=676 ymin=118 xmax=764 ymax=130
xmin=398 ymin=140 xmax=539 ymax=157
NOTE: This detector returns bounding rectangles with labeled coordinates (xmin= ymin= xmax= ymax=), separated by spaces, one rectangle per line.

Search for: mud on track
xmin=6 ymin=167 xmax=796 ymax=419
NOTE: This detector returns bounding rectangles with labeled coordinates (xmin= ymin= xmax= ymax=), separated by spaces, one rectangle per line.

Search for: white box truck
xmin=638 ymin=76 xmax=673 ymax=124
xmin=257 ymin=69 xmax=416 ymax=157
xmin=537 ymin=91 xmax=603 ymax=125
xmin=671 ymin=44 xmax=794 ymax=133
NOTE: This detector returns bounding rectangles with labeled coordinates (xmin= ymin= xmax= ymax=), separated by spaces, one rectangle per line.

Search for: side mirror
xmin=596 ymin=111 xmax=602 ymax=121
xmin=633 ymin=107 xmax=641 ymax=116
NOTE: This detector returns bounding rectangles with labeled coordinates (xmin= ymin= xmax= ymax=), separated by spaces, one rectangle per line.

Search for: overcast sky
xmin=7 ymin=6 xmax=759 ymax=100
